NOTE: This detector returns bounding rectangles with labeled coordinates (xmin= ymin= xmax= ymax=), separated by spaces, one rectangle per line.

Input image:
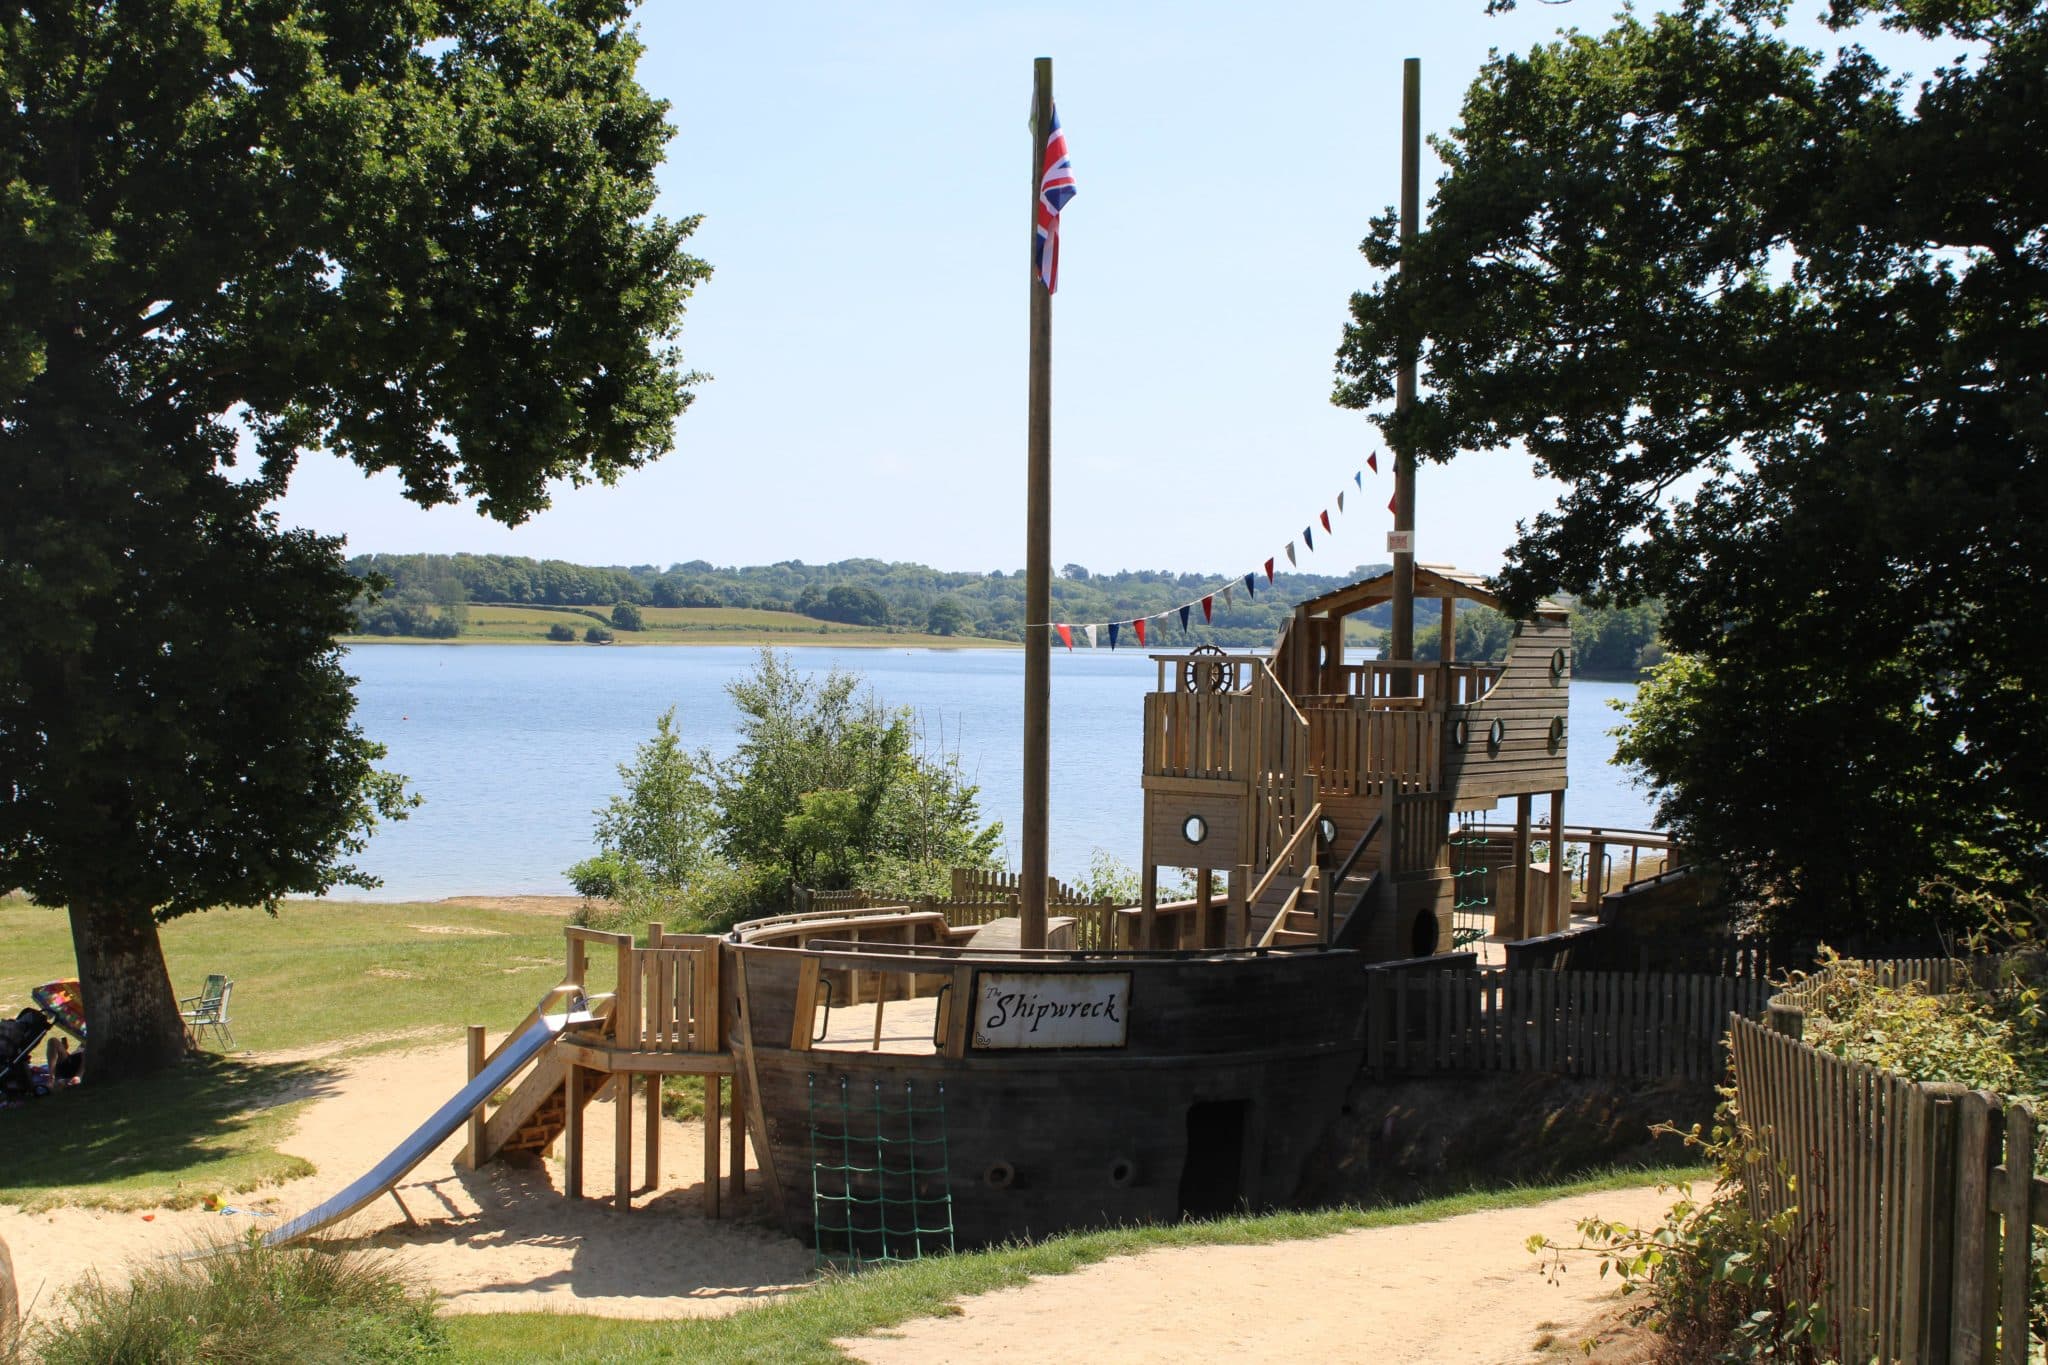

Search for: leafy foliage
xmin=1 ymin=1 xmax=705 ymax=1078
xmin=1531 ymin=1131 xmax=1832 ymax=1363
xmin=570 ymin=652 xmax=1002 ymax=930
xmin=1337 ymin=0 xmax=2048 ymax=931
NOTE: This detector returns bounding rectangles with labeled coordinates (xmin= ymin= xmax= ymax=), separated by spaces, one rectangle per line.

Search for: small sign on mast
xmin=1387 ymin=531 xmax=1414 ymax=554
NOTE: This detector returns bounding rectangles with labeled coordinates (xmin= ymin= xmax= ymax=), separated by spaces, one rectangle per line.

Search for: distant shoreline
xmin=337 ymin=634 xmax=1020 ymax=650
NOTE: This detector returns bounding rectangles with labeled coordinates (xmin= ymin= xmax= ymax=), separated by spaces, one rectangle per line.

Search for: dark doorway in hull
xmin=1178 ymin=1099 xmax=1249 ymax=1219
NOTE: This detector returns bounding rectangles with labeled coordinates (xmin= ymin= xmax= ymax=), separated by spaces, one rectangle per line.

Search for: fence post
xmin=1768 ymin=1001 xmax=1805 ymax=1040
xmin=1953 ymin=1091 xmax=2001 ymax=1362
xmin=1923 ymin=1082 xmax=1965 ymax=1363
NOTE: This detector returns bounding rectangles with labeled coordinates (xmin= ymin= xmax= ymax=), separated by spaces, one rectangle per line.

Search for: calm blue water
xmin=341 ymin=646 xmax=1655 ymax=900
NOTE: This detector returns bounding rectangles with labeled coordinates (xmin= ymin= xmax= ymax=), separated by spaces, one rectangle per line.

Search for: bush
xmin=610 ymin=601 xmax=644 ymax=631
xmin=28 ymin=1236 xmax=441 ymax=1364
xmin=566 ymin=850 xmax=640 ymax=902
xmin=583 ymin=624 xmax=613 ymax=644
xmin=546 ymin=622 xmax=577 ymax=642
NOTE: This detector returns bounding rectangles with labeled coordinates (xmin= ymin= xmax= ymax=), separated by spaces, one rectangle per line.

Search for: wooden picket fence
xmin=1361 ymin=964 xmax=1770 ymax=1080
xmin=1731 ymin=1011 xmax=2045 ymax=1363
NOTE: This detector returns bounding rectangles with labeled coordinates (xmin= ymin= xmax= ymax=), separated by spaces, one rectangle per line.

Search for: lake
xmin=341 ymin=645 xmax=1655 ymax=900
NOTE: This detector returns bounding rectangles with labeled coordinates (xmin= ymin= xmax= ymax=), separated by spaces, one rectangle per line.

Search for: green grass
xmin=23 ymin=1236 xmax=443 ymax=1364
xmin=441 ymin=1165 xmax=1705 ymax=1363
xmin=0 ymin=896 xmax=591 ymax=1210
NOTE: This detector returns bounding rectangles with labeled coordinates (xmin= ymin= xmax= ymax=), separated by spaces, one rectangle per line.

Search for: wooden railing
xmin=1324 ymin=660 xmax=1503 ymax=707
xmin=1301 ymin=698 xmax=1443 ymax=796
xmin=949 ymin=868 xmax=1094 ymax=905
xmin=1732 ymin=1010 xmax=2043 ymax=1362
xmin=1140 ymin=656 xmax=1306 ymax=786
xmin=1244 ymin=801 xmax=1323 ymax=947
xmin=1361 ymin=963 xmax=1770 ymax=1080
xmin=562 ymin=924 xmax=726 ymax=1055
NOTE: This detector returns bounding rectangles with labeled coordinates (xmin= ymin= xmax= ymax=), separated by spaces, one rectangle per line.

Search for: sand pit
xmin=845 ymin=1184 xmax=1686 ymax=1365
xmin=0 ymin=1038 xmax=813 ymax=1322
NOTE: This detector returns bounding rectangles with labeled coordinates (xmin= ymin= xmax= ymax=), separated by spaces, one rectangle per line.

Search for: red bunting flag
xmin=1134 ymin=617 xmax=1147 ymax=646
xmin=1201 ymin=595 xmax=1213 ymax=623
xmin=1368 ymin=452 xmax=1379 ymax=474
xmin=1320 ymin=509 xmax=1332 ymax=533
xmin=1055 ymin=624 xmax=1073 ymax=652
xmin=1264 ymin=558 xmax=1275 ymax=583
xmin=1388 ymin=493 xmax=1398 ymax=515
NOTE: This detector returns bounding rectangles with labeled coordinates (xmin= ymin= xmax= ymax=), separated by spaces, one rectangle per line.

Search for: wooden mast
xmin=1389 ymin=58 xmax=1420 ymax=690
xmin=1021 ymin=57 xmax=1054 ymax=950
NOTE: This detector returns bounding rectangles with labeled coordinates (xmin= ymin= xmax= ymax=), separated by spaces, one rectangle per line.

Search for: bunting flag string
xmin=1035 ymin=453 xmax=1389 ymax=646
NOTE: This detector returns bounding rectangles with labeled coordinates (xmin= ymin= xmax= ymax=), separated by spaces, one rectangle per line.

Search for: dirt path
xmin=846 ymin=1184 xmax=1682 ymax=1365
xmin=0 ymin=1040 xmax=812 ymax=1321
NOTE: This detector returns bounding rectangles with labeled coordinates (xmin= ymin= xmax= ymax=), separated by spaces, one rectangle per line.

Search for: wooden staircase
xmin=475 ymin=1000 xmax=617 ymax=1165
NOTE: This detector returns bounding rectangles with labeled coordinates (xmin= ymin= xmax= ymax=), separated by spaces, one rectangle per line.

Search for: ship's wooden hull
xmin=728 ymin=944 xmax=1369 ymax=1252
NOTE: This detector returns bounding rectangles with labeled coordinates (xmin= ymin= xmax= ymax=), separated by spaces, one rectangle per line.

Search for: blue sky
xmin=269 ymin=2 xmax=1938 ymax=580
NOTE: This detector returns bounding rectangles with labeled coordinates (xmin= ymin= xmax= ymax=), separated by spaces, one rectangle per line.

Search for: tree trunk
xmin=68 ymin=898 xmax=191 ymax=1082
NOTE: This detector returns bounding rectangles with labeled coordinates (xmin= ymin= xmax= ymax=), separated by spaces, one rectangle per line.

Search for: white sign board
xmin=970 ymin=971 xmax=1131 ymax=1050
xmin=1386 ymin=530 xmax=1413 ymax=554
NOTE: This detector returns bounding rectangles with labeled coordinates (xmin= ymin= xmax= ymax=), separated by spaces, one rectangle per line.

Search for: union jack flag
xmin=1034 ymin=108 xmax=1076 ymax=292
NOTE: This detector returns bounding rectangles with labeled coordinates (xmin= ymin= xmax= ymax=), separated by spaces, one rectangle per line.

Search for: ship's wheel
xmin=1181 ymin=644 xmax=1230 ymax=694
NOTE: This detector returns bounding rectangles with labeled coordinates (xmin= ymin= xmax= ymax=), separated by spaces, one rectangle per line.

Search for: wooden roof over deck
xmin=1291 ymin=563 xmax=1569 ymax=623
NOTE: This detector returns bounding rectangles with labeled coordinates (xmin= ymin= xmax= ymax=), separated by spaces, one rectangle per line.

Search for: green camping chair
xmin=180 ymin=975 xmax=236 ymax=1050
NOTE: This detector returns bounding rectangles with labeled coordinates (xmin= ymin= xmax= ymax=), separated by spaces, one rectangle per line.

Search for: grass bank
xmin=442 ymin=1165 xmax=1703 ymax=1363
xmin=0 ymin=896 xmax=581 ymax=1210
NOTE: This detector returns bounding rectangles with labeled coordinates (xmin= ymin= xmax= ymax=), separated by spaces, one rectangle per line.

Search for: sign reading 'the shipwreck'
xmin=970 ymin=971 xmax=1131 ymax=1050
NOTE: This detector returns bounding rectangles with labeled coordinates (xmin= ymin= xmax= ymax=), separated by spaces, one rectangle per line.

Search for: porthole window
xmin=1451 ymin=719 xmax=1468 ymax=749
xmin=1317 ymin=641 xmax=1331 ymax=668
xmin=1550 ymin=648 xmax=1568 ymax=685
xmin=1108 ymin=1158 xmax=1137 ymax=1188
xmin=1183 ymin=814 xmax=1209 ymax=846
xmin=1548 ymin=716 xmax=1565 ymax=753
xmin=1487 ymin=719 xmax=1505 ymax=753
xmin=1318 ymin=816 xmax=1338 ymax=846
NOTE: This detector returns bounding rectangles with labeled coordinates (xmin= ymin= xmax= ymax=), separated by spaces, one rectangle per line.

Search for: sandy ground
xmin=845 ymin=1184 xmax=1685 ymax=1365
xmin=0 ymin=1039 xmax=814 ymax=1322
xmin=3 ymin=1034 xmax=1686 ymax=1359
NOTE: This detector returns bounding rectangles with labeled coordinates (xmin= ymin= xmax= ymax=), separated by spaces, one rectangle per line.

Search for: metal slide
xmin=264 ymin=1007 xmax=587 ymax=1246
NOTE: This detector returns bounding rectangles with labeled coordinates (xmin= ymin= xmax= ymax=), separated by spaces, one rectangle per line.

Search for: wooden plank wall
xmin=1304 ymin=701 xmax=1442 ymax=797
xmin=1436 ymin=616 xmax=1572 ymax=802
xmin=1361 ymin=968 xmax=1770 ymax=1081
xmin=1730 ymin=1012 xmax=2044 ymax=1364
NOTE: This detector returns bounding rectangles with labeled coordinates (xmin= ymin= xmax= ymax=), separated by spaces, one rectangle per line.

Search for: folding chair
xmin=180 ymin=974 xmax=237 ymax=1050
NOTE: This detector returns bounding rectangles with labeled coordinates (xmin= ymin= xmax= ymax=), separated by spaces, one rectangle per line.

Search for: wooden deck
xmin=810 ymin=994 xmax=944 ymax=1055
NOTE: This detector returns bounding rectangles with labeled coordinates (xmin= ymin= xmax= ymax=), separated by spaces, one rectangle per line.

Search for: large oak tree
xmin=1336 ymin=1 xmax=2048 ymax=936
xmin=1 ymin=1 xmax=708 ymax=1079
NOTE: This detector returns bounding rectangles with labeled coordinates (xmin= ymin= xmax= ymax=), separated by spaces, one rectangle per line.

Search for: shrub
xmin=583 ymin=624 xmax=613 ymax=644
xmin=546 ymin=622 xmax=577 ymax=642
xmin=27 ymin=1236 xmax=441 ymax=1364
xmin=610 ymin=601 xmax=644 ymax=631
xmin=566 ymin=849 xmax=640 ymax=902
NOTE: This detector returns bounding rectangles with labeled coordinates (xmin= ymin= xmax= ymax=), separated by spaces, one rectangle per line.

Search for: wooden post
xmin=1511 ymin=794 xmax=1532 ymax=941
xmin=644 ymin=1068 xmax=661 ymax=1191
xmin=1387 ymin=57 xmax=1421 ymax=690
xmin=462 ymin=1024 xmax=486 ymax=1170
xmin=1548 ymin=790 xmax=1568 ymax=933
xmin=1921 ymin=1082 xmax=1964 ymax=1361
xmin=1585 ymin=836 xmax=1607 ymax=910
xmin=614 ymin=1072 xmax=633 ymax=1211
xmin=703 ymin=1075 xmax=723 ymax=1219
xmin=1439 ymin=597 xmax=1456 ymax=665
xmin=1138 ymin=862 xmax=1158 ymax=949
xmin=1019 ymin=55 xmax=1055 ymax=952
xmin=1952 ymin=1092 xmax=1999 ymax=1360
xmin=1196 ymin=866 xmax=1214 ymax=950
xmin=564 ymin=1065 xmax=584 ymax=1201
xmin=729 ymin=1069 xmax=748 ymax=1198
xmin=1227 ymin=865 xmax=1249 ymax=949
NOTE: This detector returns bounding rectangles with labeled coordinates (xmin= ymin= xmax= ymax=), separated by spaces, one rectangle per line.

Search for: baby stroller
xmin=1 ymin=1006 xmax=53 ymax=1099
